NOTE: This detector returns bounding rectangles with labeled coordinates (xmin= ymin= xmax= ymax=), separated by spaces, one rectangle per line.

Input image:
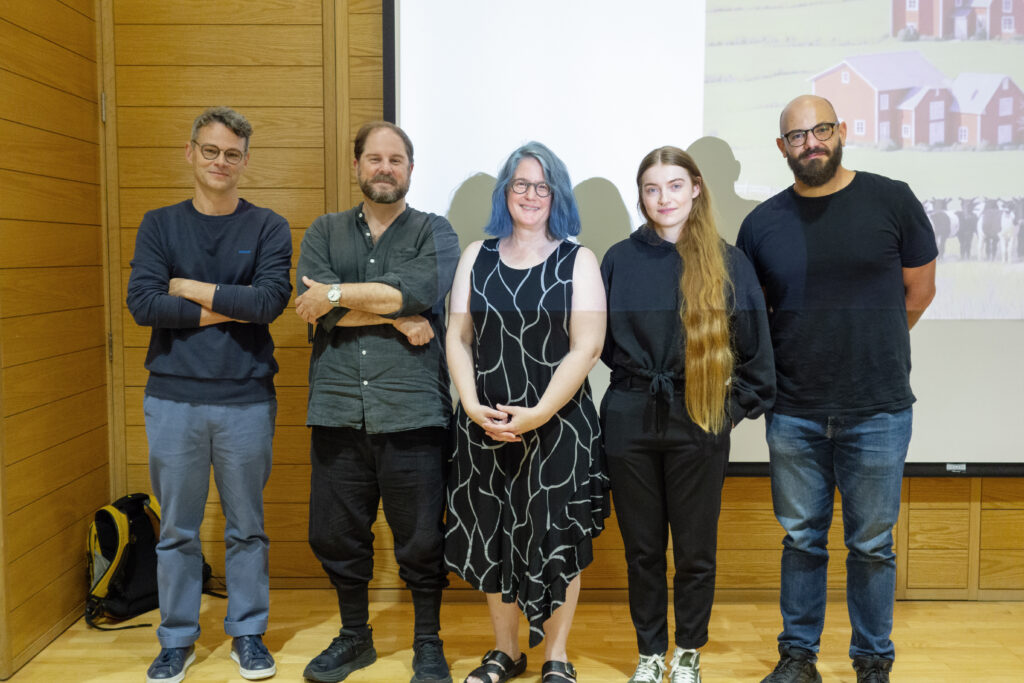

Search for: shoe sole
xmin=410 ymin=671 xmax=453 ymax=683
xmin=302 ymin=647 xmax=377 ymax=682
xmin=231 ymin=650 xmax=277 ymax=680
xmin=146 ymin=650 xmax=195 ymax=683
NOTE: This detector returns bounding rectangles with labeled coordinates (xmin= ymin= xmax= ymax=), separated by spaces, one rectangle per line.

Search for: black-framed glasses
xmin=510 ymin=179 xmax=552 ymax=198
xmin=191 ymin=140 xmax=245 ymax=164
xmin=782 ymin=122 xmax=839 ymax=147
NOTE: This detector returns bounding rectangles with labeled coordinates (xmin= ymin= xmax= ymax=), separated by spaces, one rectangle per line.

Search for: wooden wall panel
xmin=1 ymin=0 xmax=97 ymax=59
xmin=0 ymin=307 xmax=105 ymax=368
xmin=0 ymin=267 xmax=103 ymax=318
xmin=115 ymin=66 xmax=324 ymax=107
xmin=980 ymin=510 xmax=1024 ymax=548
xmin=0 ymin=120 xmax=101 ymax=185
xmin=0 ymin=170 xmax=100 ymax=225
xmin=1 ymin=347 xmax=106 ymax=417
xmin=4 ymin=429 xmax=107 ymax=512
xmin=982 ymin=478 xmax=1024 ymax=508
xmin=7 ymin=563 xmax=89 ymax=656
xmin=6 ymin=515 xmax=93 ymax=611
xmin=0 ymin=222 xmax=102 ymax=269
xmin=114 ymin=25 xmax=323 ymax=66
xmin=907 ymin=550 xmax=970 ymax=588
xmin=908 ymin=509 xmax=971 ymax=549
xmin=909 ymin=477 xmax=971 ymax=508
xmin=0 ymin=71 xmax=99 ymax=142
xmin=979 ymin=479 xmax=1024 ymax=590
xmin=980 ymin=550 xmax=1024 ymax=589
xmin=0 ymin=18 xmax=97 ymax=100
xmin=2 ymin=387 xmax=107 ymax=466
xmin=113 ymin=0 xmax=323 ymax=24
xmin=1 ymin=7 xmax=106 ymax=673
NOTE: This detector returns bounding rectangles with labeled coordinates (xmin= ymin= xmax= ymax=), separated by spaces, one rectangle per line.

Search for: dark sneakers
xmin=303 ymin=628 xmax=377 ymax=682
xmin=411 ymin=637 xmax=452 ymax=683
xmin=146 ymin=645 xmax=196 ymax=683
xmin=231 ymin=635 xmax=276 ymax=680
xmin=760 ymin=644 xmax=822 ymax=683
xmin=853 ymin=655 xmax=893 ymax=683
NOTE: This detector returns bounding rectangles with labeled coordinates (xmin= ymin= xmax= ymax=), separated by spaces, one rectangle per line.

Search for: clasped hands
xmin=465 ymin=403 xmax=548 ymax=443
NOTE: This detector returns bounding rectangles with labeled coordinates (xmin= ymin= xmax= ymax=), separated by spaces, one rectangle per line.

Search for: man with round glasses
xmin=737 ymin=95 xmax=937 ymax=683
xmin=127 ymin=106 xmax=291 ymax=683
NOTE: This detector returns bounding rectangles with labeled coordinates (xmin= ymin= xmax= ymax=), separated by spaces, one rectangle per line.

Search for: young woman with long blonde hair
xmin=600 ymin=147 xmax=775 ymax=683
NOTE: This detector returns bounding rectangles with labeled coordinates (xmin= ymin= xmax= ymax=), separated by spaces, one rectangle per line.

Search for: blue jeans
xmin=145 ymin=395 xmax=275 ymax=648
xmin=766 ymin=408 xmax=912 ymax=661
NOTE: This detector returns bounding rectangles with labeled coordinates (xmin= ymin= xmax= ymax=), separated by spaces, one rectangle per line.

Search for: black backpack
xmin=86 ymin=493 xmax=219 ymax=630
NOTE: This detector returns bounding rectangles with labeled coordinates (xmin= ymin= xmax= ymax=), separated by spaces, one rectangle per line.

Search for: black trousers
xmin=308 ymin=425 xmax=449 ymax=638
xmin=601 ymin=388 xmax=729 ymax=654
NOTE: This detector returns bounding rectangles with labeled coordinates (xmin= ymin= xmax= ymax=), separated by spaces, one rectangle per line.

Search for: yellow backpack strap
xmin=91 ymin=504 xmax=130 ymax=597
xmin=145 ymin=494 xmax=161 ymax=519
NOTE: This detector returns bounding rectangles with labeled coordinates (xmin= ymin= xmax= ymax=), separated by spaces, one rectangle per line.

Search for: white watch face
xmin=327 ymin=285 xmax=341 ymax=303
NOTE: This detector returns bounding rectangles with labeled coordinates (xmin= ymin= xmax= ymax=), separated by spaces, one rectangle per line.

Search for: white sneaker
xmin=668 ymin=647 xmax=701 ymax=683
xmin=628 ymin=653 xmax=666 ymax=682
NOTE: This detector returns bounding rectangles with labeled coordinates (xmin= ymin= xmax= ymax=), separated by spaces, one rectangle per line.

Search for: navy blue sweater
xmin=126 ymin=199 xmax=292 ymax=403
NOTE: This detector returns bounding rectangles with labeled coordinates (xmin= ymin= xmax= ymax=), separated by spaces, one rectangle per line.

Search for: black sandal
xmin=463 ymin=649 xmax=527 ymax=683
xmin=542 ymin=660 xmax=577 ymax=682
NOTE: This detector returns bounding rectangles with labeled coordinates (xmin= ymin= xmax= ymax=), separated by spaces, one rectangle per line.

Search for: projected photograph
xmin=704 ymin=0 xmax=1024 ymax=319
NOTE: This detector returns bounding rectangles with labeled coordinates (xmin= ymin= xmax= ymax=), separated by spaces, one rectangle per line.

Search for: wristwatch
xmin=326 ymin=284 xmax=342 ymax=306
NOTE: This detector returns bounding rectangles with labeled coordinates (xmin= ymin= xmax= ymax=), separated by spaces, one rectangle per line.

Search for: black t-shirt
xmin=736 ymin=172 xmax=937 ymax=417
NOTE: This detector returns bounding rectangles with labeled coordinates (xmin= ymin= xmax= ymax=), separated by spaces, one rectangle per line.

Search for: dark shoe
xmin=412 ymin=637 xmax=452 ymax=683
xmin=463 ymin=649 xmax=527 ymax=683
xmin=232 ymin=635 xmax=276 ymax=680
xmin=303 ymin=628 xmax=377 ymax=682
xmin=853 ymin=655 xmax=893 ymax=683
xmin=760 ymin=644 xmax=821 ymax=683
xmin=541 ymin=660 xmax=577 ymax=682
xmin=146 ymin=645 xmax=196 ymax=683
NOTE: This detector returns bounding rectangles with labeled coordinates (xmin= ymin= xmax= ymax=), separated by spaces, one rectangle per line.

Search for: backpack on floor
xmin=86 ymin=492 xmax=161 ymax=629
xmin=85 ymin=493 xmax=222 ymax=630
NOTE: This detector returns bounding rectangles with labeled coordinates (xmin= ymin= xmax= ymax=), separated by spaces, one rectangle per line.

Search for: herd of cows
xmin=924 ymin=196 xmax=1024 ymax=262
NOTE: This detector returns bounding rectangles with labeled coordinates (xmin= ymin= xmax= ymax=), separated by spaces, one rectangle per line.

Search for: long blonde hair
xmin=636 ymin=147 xmax=734 ymax=433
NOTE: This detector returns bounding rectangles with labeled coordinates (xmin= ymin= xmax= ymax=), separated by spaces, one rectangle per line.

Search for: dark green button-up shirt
xmin=296 ymin=204 xmax=460 ymax=432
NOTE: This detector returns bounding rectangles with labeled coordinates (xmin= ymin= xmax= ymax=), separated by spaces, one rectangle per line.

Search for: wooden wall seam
xmin=100 ymin=0 xmax=126 ymax=499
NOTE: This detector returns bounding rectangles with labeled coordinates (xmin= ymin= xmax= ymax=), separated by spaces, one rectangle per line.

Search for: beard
xmin=359 ymin=173 xmax=409 ymax=204
xmin=787 ymin=141 xmax=843 ymax=187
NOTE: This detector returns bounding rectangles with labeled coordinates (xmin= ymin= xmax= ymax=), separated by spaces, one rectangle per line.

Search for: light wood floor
xmin=9 ymin=591 xmax=1024 ymax=681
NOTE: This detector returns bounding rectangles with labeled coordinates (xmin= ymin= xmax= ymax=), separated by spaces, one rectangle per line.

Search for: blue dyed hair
xmin=484 ymin=141 xmax=581 ymax=239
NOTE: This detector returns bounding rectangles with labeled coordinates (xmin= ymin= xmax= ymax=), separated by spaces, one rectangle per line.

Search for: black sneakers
xmin=853 ymin=655 xmax=893 ymax=683
xmin=303 ymin=628 xmax=377 ymax=682
xmin=410 ymin=637 xmax=452 ymax=683
xmin=760 ymin=644 xmax=822 ymax=683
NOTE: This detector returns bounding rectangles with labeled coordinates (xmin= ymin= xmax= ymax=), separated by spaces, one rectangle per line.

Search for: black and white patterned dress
xmin=444 ymin=238 xmax=609 ymax=647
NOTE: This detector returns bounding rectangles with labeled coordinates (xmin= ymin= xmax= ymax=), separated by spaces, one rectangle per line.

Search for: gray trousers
xmin=144 ymin=395 xmax=275 ymax=648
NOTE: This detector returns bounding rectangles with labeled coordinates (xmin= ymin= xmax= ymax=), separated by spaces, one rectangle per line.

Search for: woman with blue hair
xmin=444 ymin=142 xmax=609 ymax=683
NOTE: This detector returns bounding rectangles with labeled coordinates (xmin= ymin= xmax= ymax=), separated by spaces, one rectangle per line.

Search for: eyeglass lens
xmin=787 ymin=123 xmax=836 ymax=146
xmin=196 ymin=142 xmax=244 ymax=164
xmin=511 ymin=180 xmax=551 ymax=197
